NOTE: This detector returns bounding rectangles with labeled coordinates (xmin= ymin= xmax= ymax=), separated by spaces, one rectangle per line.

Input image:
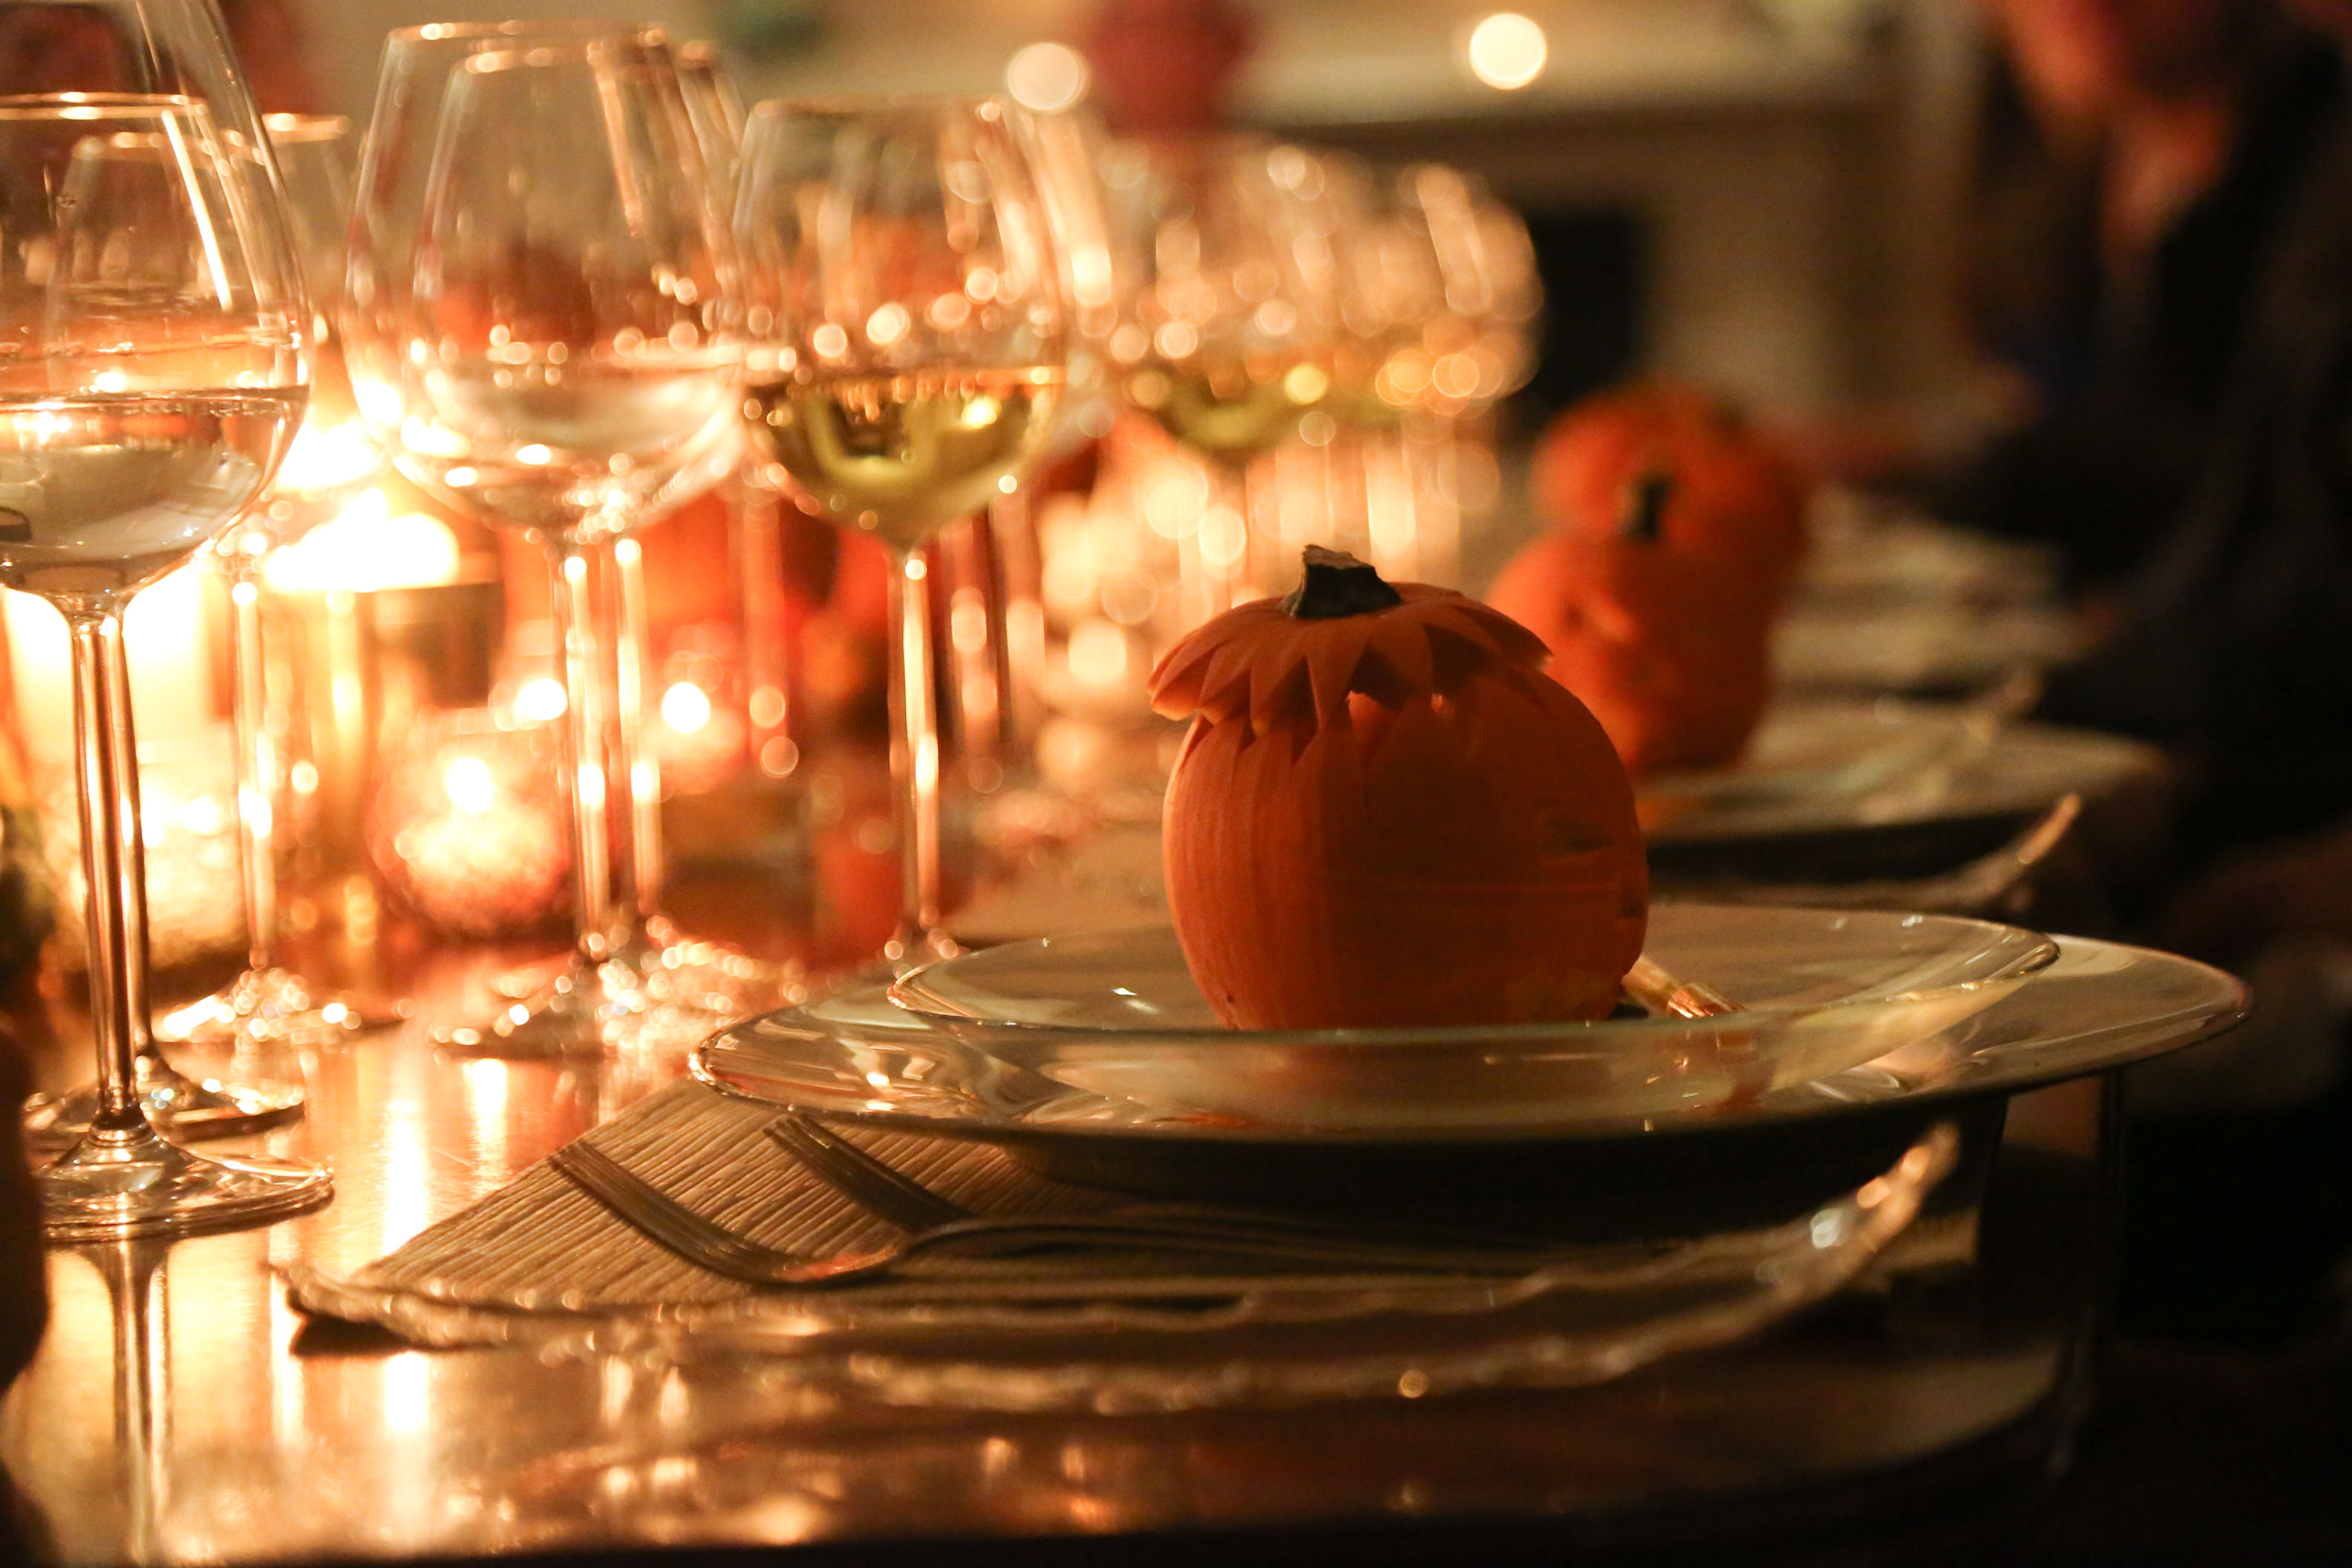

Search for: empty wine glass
xmin=153 ymin=112 xmax=388 ymax=1058
xmin=345 ymin=27 xmax=744 ymax=1054
xmin=735 ymin=97 xmax=1067 ymax=968
xmin=1 ymin=95 xmax=330 ymax=1238
xmin=1385 ymin=164 xmax=1543 ymax=586
xmin=524 ymin=39 xmax=789 ymax=1025
xmin=676 ymin=42 xmax=745 ymax=194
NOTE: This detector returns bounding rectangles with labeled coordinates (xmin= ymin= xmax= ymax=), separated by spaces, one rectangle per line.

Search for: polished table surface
xmin=0 ymin=955 xmax=2118 ymax=1566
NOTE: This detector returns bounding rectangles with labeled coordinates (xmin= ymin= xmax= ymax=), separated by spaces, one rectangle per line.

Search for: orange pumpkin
xmin=1496 ymin=380 xmax=1811 ymax=774
xmin=1487 ymin=531 xmax=1774 ymax=775
xmin=1532 ymin=379 xmax=1809 ymax=589
xmin=1149 ymin=548 xmax=1649 ymax=1030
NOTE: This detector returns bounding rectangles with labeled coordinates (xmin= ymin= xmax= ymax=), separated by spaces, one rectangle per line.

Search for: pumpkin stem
xmin=1284 ymin=545 xmax=1405 ymax=619
xmin=1619 ymin=471 xmax=1674 ymax=543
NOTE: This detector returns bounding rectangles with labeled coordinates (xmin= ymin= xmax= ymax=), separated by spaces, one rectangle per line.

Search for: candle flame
xmin=444 ymin=756 xmax=496 ymax=814
xmin=514 ymin=679 xmax=568 ymax=724
xmin=265 ymin=489 xmax=463 ymax=593
xmin=659 ymin=681 xmax=712 ymax=734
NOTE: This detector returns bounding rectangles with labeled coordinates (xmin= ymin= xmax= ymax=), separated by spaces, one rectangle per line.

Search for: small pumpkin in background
xmin=1532 ymin=380 xmax=1809 ymax=584
xmin=1492 ymin=379 xmax=1812 ymax=774
xmin=1150 ymin=548 xmax=1648 ymax=1031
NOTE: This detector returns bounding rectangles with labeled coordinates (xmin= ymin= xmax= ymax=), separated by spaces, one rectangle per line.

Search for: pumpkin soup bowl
xmin=883 ymin=905 xmax=2060 ymax=1133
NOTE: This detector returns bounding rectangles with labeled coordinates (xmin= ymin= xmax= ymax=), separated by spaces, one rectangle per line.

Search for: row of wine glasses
xmin=1099 ymin=136 xmax=1537 ymax=601
xmin=13 ymin=4 xmax=1532 ymax=1238
xmin=349 ymin=26 xmax=1074 ymax=996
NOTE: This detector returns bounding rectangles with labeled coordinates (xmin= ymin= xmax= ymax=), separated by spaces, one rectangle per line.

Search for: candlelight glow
xmin=1066 ymin=618 xmax=1130 ymax=690
xmin=272 ymin=417 xmax=381 ymax=500
xmin=1006 ymin=42 xmax=1089 ymax=113
xmin=1467 ymin=13 xmax=1547 ymax=90
xmin=264 ymin=489 xmax=462 ymax=593
xmin=444 ymin=757 xmax=496 ymax=814
xmin=514 ymin=679 xmax=568 ymax=723
xmin=659 ymin=681 xmax=712 ymax=734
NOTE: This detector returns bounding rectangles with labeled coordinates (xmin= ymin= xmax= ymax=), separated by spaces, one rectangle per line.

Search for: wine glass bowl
xmin=385 ymin=45 xmax=740 ymax=547
xmin=737 ymin=97 xmax=1068 ymax=549
xmin=1 ymin=93 xmax=330 ymax=1238
xmin=1104 ymin=139 xmax=1338 ymax=469
xmin=735 ymin=95 xmax=1067 ymax=965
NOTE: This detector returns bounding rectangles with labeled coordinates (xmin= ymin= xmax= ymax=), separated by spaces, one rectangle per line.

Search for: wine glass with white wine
xmin=1100 ymin=137 xmax=1342 ymax=615
xmin=0 ymin=94 xmax=330 ymax=1238
xmin=735 ymin=97 xmax=1067 ymax=969
xmin=17 ymin=112 xmax=370 ymax=1152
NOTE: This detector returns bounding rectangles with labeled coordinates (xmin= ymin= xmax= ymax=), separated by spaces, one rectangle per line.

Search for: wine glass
xmin=17 ymin=113 xmax=362 ymax=1150
xmin=1384 ymin=164 xmax=1544 ymax=587
xmin=154 ymin=112 xmax=386 ymax=1057
xmin=1099 ymin=137 xmax=1340 ymax=614
xmin=676 ymin=42 xmax=745 ymax=194
xmin=345 ymin=27 xmax=745 ymax=1054
xmin=0 ymin=95 xmax=330 ymax=1238
xmin=1320 ymin=155 xmax=1457 ymax=583
xmin=483 ymin=42 xmax=788 ymax=1024
xmin=735 ymin=97 xmax=1067 ymax=968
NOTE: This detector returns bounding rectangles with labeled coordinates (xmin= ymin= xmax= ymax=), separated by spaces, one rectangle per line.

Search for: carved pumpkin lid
xmin=1149 ymin=547 xmax=1552 ymax=734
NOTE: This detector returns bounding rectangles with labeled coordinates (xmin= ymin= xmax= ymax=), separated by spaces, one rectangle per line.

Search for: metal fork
xmin=760 ymin=1111 xmax=1630 ymax=1261
xmin=551 ymin=1134 xmax=1588 ymax=1288
xmin=762 ymin=1112 xmax=969 ymax=1231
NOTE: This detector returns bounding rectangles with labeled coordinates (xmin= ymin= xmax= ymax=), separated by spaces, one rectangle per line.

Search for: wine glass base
xmin=157 ymin=967 xmax=389 ymax=1049
xmin=40 ymin=1126 xmax=333 ymax=1243
xmin=492 ymin=926 xmax=800 ymax=1018
xmin=24 ymin=1063 xmax=306 ymax=1149
xmin=883 ymin=925 xmax=961 ymax=976
xmin=431 ymin=956 xmax=758 ymax=1059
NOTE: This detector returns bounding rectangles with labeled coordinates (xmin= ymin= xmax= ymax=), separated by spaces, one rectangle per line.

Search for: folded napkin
xmin=288 ymin=1078 xmax=1960 ymax=1382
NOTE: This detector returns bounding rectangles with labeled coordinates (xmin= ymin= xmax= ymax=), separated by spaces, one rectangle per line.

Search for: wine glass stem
xmin=67 ymin=607 xmax=152 ymax=1138
xmin=547 ymin=538 xmax=631 ymax=967
xmin=226 ymin=555 xmax=279 ymax=973
xmin=611 ymin=538 xmax=663 ymax=936
xmin=887 ymin=542 xmax=945 ymax=954
xmin=104 ymin=627 xmax=169 ymax=1074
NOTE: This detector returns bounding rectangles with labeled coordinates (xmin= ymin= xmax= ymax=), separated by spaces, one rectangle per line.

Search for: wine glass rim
xmin=745 ymin=92 xmax=1005 ymax=121
xmin=264 ymin=112 xmax=350 ymax=143
xmin=388 ymin=19 xmax=664 ymax=45
xmin=0 ymin=92 xmax=206 ymax=122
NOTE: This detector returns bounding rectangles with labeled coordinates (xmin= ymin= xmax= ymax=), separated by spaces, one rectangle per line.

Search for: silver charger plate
xmin=693 ymin=932 xmax=2242 ymax=1206
xmin=883 ymin=907 xmax=2057 ymax=1131
xmin=1639 ymin=699 xmax=2161 ymax=848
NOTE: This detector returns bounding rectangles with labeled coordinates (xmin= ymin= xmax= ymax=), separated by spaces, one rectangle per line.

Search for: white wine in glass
xmin=1100 ymin=138 xmax=1342 ymax=608
xmin=736 ymin=97 xmax=1066 ymax=968
xmin=1 ymin=94 xmax=330 ymax=1241
xmin=23 ymin=115 xmax=385 ymax=1161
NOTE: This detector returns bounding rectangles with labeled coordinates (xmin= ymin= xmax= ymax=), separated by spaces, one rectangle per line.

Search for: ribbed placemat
xmin=286 ymin=1079 xmax=1149 ymax=1325
xmin=284 ymin=1073 xmax=1966 ymax=1364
